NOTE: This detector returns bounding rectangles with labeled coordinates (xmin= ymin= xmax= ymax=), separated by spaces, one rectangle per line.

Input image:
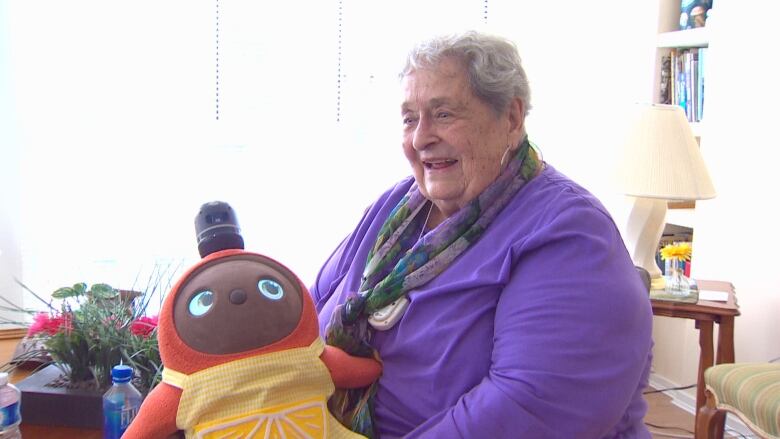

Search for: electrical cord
xmin=645 ymin=422 xmax=694 ymax=435
xmin=644 ymin=383 xmax=696 ymax=394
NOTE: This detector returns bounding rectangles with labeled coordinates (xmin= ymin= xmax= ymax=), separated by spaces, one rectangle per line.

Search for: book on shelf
xmin=664 ymin=48 xmax=706 ymax=123
xmin=660 ymin=54 xmax=672 ymax=104
xmin=697 ymin=47 xmax=705 ymax=121
xmin=654 ymin=254 xmax=692 ymax=279
xmin=684 ymin=50 xmax=694 ymax=120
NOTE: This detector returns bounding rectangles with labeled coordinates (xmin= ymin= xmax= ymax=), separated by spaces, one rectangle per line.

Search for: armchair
xmin=696 ymin=362 xmax=780 ymax=439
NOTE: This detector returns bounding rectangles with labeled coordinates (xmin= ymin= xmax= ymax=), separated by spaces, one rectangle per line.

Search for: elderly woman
xmin=313 ymin=31 xmax=653 ymax=438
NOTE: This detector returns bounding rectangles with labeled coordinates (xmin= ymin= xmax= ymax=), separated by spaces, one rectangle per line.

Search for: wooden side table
xmin=650 ymin=279 xmax=740 ymax=433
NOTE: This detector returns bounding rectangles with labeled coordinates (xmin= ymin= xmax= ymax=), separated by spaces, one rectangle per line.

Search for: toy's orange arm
xmin=321 ymin=345 xmax=382 ymax=389
xmin=124 ymin=382 xmax=182 ymax=439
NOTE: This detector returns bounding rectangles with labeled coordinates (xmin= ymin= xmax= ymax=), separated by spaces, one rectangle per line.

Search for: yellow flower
xmin=660 ymin=242 xmax=692 ymax=261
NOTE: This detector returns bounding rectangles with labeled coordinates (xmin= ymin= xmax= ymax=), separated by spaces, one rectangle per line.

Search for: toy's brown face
xmin=172 ymin=253 xmax=303 ymax=355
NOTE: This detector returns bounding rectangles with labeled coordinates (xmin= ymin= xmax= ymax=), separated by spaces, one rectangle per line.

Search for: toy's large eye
xmin=189 ymin=290 xmax=214 ymax=316
xmin=258 ymin=278 xmax=284 ymax=300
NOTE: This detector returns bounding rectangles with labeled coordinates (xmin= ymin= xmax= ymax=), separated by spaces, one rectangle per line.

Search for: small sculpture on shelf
xmin=680 ymin=0 xmax=713 ymax=30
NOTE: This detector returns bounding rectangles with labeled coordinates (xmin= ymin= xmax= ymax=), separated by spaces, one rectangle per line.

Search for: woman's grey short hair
xmin=401 ymin=31 xmax=531 ymax=116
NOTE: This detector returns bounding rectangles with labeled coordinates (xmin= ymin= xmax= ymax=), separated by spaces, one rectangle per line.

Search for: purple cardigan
xmin=311 ymin=165 xmax=653 ymax=438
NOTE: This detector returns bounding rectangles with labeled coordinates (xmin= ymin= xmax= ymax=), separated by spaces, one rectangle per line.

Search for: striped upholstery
xmin=705 ymin=363 xmax=780 ymax=438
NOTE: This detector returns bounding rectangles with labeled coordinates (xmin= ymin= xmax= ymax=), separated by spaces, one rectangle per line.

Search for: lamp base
xmin=625 ymin=196 xmax=668 ymax=282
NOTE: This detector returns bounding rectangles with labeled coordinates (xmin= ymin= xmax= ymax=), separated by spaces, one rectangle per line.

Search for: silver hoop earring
xmin=500 ymin=144 xmax=514 ymax=169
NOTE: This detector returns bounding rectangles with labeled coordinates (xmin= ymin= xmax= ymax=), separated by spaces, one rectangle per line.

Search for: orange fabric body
xmin=124 ymin=249 xmax=381 ymax=439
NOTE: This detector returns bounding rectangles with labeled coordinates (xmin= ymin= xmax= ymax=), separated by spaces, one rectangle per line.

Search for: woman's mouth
xmin=424 ymin=159 xmax=457 ymax=170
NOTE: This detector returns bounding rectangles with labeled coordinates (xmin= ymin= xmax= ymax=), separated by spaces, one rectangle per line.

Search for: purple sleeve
xmin=310 ymin=177 xmax=415 ymax=311
xmin=405 ymin=199 xmax=653 ymax=438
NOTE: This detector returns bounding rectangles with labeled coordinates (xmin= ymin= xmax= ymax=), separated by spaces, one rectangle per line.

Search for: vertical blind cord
xmin=336 ymin=0 xmax=343 ymax=122
xmin=215 ymin=0 xmax=220 ymax=120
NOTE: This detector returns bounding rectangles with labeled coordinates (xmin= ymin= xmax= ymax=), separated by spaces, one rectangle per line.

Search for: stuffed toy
xmin=124 ymin=203 xmax=382 ymax=439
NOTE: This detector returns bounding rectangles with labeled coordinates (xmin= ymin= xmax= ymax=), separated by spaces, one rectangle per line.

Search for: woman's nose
xmin=412 ymin=116 xmax=438 ymax=151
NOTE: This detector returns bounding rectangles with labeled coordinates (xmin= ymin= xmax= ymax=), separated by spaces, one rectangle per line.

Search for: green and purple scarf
xmin=325 ymin=137 xmax=542 ymax=437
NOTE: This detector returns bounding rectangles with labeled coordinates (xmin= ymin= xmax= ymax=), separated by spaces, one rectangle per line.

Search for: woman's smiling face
xmin=401 ymin=56 xmax=524 ymax=218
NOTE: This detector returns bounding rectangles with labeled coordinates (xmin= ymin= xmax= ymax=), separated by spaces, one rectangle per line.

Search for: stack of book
xmin=650 ymin=278 xmax=699 ymax=303
xmin=660 ymin=48 xmax=706 ymax=122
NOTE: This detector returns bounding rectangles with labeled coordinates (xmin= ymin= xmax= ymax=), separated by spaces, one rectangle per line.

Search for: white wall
xmin=0 ymin=1 xmax=24 ymax=326
xmin=649 ymin=1 xmax=780 ymax=389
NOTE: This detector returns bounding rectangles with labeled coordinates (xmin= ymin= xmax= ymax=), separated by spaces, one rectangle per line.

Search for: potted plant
xmin=3 ymin=276 xmax=168 ymax=428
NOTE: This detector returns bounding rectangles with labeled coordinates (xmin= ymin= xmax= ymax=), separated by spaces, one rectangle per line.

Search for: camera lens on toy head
xmin=195 ymin=201 xmax=244 ymax=258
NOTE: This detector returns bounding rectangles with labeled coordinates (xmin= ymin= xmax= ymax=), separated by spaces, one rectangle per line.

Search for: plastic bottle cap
xmin=111 ymin=365 xmax=133 ymax=383
xmin=0 ymin=372 xmax=8 ymax=386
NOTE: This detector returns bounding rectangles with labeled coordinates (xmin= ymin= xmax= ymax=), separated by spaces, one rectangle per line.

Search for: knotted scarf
xmin=325 ymin=137 xmax=542 ymax=437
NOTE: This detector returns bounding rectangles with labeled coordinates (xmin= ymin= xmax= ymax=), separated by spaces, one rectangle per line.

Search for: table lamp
xmin=617 ymin=103 xmax=716 ymax=290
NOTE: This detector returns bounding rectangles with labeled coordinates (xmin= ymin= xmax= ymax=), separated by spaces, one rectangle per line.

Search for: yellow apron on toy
xmin=162 ymin=338 xmax=363 ymax=439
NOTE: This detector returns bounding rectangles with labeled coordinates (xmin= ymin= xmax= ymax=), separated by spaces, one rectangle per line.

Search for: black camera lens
xmin=194 ymin=201 xmax=244 ymax=258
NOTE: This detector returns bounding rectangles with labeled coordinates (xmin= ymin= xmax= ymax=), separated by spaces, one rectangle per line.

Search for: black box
xmin=16 ymin=364 xmax=103 ymax=429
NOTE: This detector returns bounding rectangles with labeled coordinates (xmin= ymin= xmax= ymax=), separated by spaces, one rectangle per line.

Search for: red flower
xmin=27 ymin=312 xmax=71 ymax=337
xmin=27 ymin=313 xmax=49 ymax=337
xmin=130 ymin=315 xmax=158 ymax=338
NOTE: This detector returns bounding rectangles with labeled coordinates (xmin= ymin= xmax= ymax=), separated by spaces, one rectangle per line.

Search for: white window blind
xmin=1 ymin=1 xmax=655 ymax=313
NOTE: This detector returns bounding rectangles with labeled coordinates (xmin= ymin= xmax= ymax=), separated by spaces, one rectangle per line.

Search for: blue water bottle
xmin=0 ymin=372 xmax=22 ymax=439
xmin=102 ymin=365 xmax=142 ymax=439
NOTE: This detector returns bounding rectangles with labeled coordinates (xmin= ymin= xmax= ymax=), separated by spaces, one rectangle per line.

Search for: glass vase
xmin=665 ymin=258 xmax=691 ymax=296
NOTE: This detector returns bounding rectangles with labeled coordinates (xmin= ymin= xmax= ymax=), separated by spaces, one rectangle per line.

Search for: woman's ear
xmin=506 ymin=97 xmax=526 ymax=145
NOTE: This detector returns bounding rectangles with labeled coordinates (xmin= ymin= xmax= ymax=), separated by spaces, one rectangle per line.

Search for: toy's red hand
xmin=124 ymin=382 xmax=182 ymax=439
xmin=321 ymin=345 xmax=383 ymax=388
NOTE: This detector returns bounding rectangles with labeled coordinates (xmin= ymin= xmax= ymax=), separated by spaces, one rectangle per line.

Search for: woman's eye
xmin=436 ymin=112 xmax=450 ymax=119
xmin=258 ymin=278 xmax=284 ymax=300
xmin=189 ymin=290 xmax=214 ymax=316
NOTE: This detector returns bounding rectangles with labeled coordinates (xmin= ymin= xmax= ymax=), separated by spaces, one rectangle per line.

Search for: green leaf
xmin=89 ymin=283 xmax=116 ymax=300
xmin=72 ymin=283 xmax=87 ymax=295
xmin=51 ymin=287 xmax=76 ymax=299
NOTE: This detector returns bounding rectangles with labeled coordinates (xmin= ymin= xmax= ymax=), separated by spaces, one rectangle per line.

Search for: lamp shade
xmin=618 ymin=104 xmax=716 ymax=200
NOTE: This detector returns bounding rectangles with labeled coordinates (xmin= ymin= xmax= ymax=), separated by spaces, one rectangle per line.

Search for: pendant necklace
xmin=419 ymin=202 xmax=433 ymax=242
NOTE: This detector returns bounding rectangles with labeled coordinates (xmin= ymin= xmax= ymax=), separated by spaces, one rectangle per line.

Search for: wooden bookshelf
xmin=656 ymin=27 xmax=709 ymax=48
